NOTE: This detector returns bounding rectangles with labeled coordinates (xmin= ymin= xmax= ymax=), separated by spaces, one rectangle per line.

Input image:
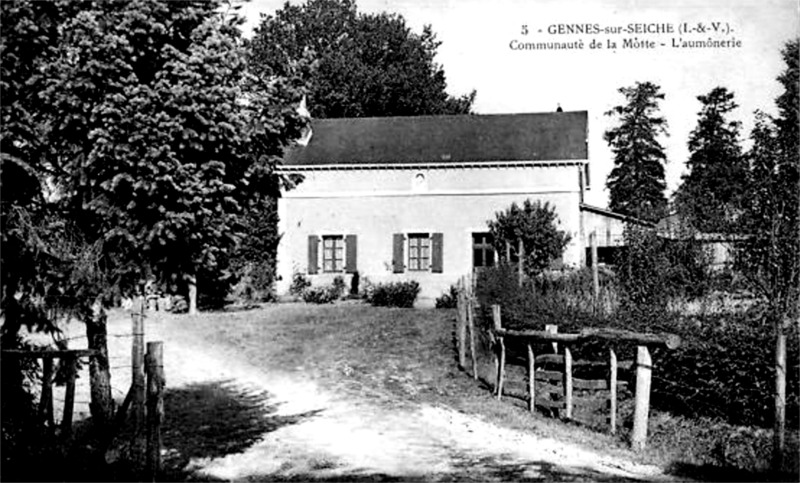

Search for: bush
xmin=289 ymin=271 xmax=311 ymax=297
xmin=301 ymin=286 xmax=339 ymax=304
xmin=367 ymin=281 xmax=420 ymax=308
xmin=435 ymin=285 xmax=459 ymax=309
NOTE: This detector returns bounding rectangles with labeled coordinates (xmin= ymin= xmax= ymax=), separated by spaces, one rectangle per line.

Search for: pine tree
xmin=675 ymin=87 xmax=746 ymax=233
xmin=604 ymin=82 xmax=669 ymax=222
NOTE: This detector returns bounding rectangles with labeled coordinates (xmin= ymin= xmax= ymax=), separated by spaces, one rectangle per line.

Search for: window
xmin=408 ymin=234 xmax=431 ymax=271
xmin=322 ymin=235 xmax=344 ymax=272
xmin=472 ymin=232 xmax=495 ymax=268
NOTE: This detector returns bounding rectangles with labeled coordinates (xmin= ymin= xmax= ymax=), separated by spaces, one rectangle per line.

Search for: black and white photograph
xmin=1 ymin=0 xmax=798 ymax=481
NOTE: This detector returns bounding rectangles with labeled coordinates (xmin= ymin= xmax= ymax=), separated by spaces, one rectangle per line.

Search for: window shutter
xmin=431 ymin=233 xmax=444 ymax=273
xmin=345 ymin=235 xmax=357 ymax=273
xmin=308 ymin=235 xmax=319 ymax=274
xmin=392 ymin=233 xmax=405 ymax=273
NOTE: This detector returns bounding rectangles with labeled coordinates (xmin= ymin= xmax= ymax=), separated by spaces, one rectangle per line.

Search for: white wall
xmin=276 ymin=164 xmax=584 ymax=303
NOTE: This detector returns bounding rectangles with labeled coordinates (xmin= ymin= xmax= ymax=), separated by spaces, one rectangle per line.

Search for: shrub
xmin=435 ymin=284 xmax=459 ymax=309
xmin=367 ymin=281 xmax=420 ymax=308
xmin=289 ymin=271 xmax=311 ymax=297
xmin=488 ymin=199 xmax=572 ymax=277
xmin=332 ymin=275 xmax=347 ymax=298
xmin=301 ymin=286 xmax=339 ymax=304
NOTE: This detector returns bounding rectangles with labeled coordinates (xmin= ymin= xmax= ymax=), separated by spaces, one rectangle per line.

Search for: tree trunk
xmin=773 ymin=313 xmax=787 ymax=471
xmin=85 ymin=300 xmax=114 ymax=435
xmin=187 ymin=273 xmax=197 ymax=315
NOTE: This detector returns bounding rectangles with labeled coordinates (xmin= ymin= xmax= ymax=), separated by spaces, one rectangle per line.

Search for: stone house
xmin=275 ymin=110 xmax=624 ymax=303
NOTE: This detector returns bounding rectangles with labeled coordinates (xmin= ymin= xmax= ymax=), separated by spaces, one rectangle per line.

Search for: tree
xmin=737 ymin=38 xmax=799 ymax=471
xmin=674 ymin=87 xmax=747 ymax=233
xmin=248 ymin=0 xmax=476 ymax=118
xmin=1 ymin=0 xmax=304 ymax=437
xmin=488 ymin=200 xmax=571 ymax=277
xmin=604 ymin=82 xmax=669 ymax=223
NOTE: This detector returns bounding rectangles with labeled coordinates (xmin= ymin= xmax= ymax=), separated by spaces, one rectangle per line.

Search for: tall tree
xmin=1 ymin=0 xmax=304 ymax=435
xmin=737 ymin=38 xmax=799 ymax=472
xmin=674 ymin=87 xmax=746 ymax=233
xmin=248 ymin=0 xmax=475 ymax=118
xmin=604 ymin=82 xmax=669 ymax=222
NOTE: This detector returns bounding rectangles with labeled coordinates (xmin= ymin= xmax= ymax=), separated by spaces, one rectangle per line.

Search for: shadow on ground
xmin=666 ymin=461 xmax=799 ymax=482
xmin=241 ymin=456 xmax=646 ymax=482
xmin=158 ymin=379 xmax=320 ymax=481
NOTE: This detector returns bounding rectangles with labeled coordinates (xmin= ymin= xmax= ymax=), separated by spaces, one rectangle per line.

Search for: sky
xmin=237 ymin=0 xmax=799 ymax=208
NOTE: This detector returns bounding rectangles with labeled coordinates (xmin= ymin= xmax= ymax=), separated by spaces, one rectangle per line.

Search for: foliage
xmin=737 ymin=38 xmax=800 ymax=322
xmin=301 ymin=285 xmax=340 ymax=304
xmin=475 ymin=264 xmax=616 ymax=332
xmin=616 ymin=226 xmax=711 ymax=313
xmin=289 ymin=271 xmax=312 ymax=297
xmin=367 ymin=281 xmax=420 ymax=308
xmin=674 ymin=87 xmax=747 ymax=233
xmin=230 ymin=198 xmax=281 ymax=303
xmin=604 ymin=81 xmax=669 ymax=222
xmin=1 ymin=0 xmax=306 ymax=317
xmin=488 ymin=200 xmax=571 ymax=277
xmin=435 ymin=285 xmax=459 ymax=309
xmin=248 ymin=0 xmax=475 ymax=118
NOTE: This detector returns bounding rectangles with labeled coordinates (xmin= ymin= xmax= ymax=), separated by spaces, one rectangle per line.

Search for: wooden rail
xmin=490 ymin=304 xmax=680 ymax=450
xmin=1 ymin=349 xmax=98 ymax=438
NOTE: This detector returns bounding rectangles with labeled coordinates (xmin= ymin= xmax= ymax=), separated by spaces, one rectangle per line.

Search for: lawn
xmin=165 ymin=301 xmax=798 ymax=480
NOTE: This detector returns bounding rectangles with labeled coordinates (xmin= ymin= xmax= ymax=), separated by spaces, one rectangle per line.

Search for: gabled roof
xmin=284 ymin=111 xmax=588 ymax=166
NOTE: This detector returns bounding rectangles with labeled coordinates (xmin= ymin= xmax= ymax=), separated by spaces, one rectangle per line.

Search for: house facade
xmin=275 ymin=111 xmax=593 ymax=303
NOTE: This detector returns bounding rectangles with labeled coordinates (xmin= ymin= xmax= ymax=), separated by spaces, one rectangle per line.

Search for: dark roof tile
xmin=284 ymin=111 xmax=587 ymax=165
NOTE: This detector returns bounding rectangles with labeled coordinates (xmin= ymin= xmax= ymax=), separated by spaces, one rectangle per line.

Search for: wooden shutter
xmin=345 ymin=235 xmax=357 ymax=273
xmin=392 ymin=233 xmax=405 ymax=273
xmin=307 ymin=235 xmax=319 ymax=274
xmin=431 ymin=233 xmax=444 ymax=273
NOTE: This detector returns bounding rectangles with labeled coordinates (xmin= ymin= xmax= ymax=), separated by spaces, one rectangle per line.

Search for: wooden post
xmin=527 ymin=344 xmax=535 ymax=412
xmin=505 ymin=240 xmax=511 ymax=264
xmin=564 ymin=346 xmax=573 ymax=420
xmin=632 ymin=345 xmax=652 ymax=450
xmin=517 ymin=238 xmax=524 ymax=287
xmin=187 ymin=273 xmax=198 ymax=315
xmin=61 ymin=355 xmax=78 ymax=438
xmin=492 ymin=305 xmax=505 ymax=400
xmin=773 ymin=320 xmax=787 ymax=471
xmin=132 ymin=297 xmax=146 ymax=467
xmin=590 ymin=231 xmax=599 ymax=302
xmin=545 ymin=324 xmax=558 ymax=354
xmin=609 ymin=348 xmax=618 ymax=435
xmin=39 ymin=358 xmax=55 ymax=431
xmin=146 ymin=342 xmax=164 ymax=481
xmin=456 ymin=280 xmax=467 ymax=371
xmin=467 ymin=294 xmax=478 ymax=380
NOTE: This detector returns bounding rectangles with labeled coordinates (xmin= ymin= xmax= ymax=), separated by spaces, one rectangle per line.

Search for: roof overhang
xmin=277 ymin=159 xmax=587 ymax=172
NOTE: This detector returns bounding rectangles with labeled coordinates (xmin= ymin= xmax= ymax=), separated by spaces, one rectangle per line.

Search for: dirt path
xmin=127 ymin=311 xmax=675 ymax=482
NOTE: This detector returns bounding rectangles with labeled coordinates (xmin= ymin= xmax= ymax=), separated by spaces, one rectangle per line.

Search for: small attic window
xmin=440 ymin=153 xmax=451 ymax=161
xmin=412 ymin=172 xmax=428 ymax=192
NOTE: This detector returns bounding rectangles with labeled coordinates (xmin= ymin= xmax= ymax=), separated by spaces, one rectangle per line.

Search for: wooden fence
xmin=2 ymin=298 xmax=165 ymax=479
xmin=455 ymin=292 xmax=680 ymax=450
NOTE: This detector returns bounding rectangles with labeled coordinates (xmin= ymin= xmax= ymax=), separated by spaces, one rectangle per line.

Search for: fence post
xmin=146 ymin=342 xmax=164 ymax=481
xmin=467 ymin=290 xmax=478 ymax=380
xmin=132 ymin=296 xmax=146 ymax=467
xmin=61 ymin=354 xmax=78 ymax=439
xmin=564 ymin=346 xmax=573 ymax=420
xmin=39 ymin=358 xmax=55 ymax=432
xmin=492 ymin=305 xmax=505 ymax=400
xmin=456 ymin=279 xmax=467 ymax=371
xmin=590 ymin=231 xmax=599 ymax=303
xmin=517 ymin=238 xmax=524 ymax=287
xmin=527 ymin=343 xmax=535 ymax=412
xmin=609 ymin=348 xmax=617 ymax=435
xmin=632 ymin=345 xmax=652 ymax=450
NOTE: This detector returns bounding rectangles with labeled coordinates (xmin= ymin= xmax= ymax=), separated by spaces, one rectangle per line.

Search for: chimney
xmin=296 ymin=95 xmax=313 ymax=146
